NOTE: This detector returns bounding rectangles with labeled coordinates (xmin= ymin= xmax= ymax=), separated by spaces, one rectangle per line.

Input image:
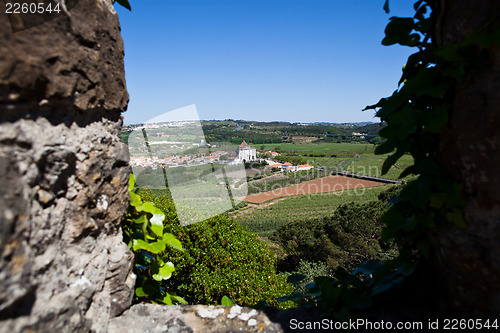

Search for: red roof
xmin=240 ymin=140 xmax=248 ymax=147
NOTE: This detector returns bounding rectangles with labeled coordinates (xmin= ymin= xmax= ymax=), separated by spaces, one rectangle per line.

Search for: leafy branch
xmin=277 ymin=0 xmax=500 ymax=318
xmin=122 ymin=174 xmax=186 ymax=305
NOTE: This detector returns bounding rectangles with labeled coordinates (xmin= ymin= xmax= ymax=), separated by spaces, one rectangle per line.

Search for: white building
xmin=235 ymin=140 xmax=257 ymax=161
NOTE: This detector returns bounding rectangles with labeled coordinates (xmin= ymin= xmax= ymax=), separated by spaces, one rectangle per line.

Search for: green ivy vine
xmin=122 ymin=174 xmax=187 ymax=305
xmin=278 ymin=0 xmax=499 ymax=319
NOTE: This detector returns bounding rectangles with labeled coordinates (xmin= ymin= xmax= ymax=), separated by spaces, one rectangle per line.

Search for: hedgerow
xmin=137 ymin=189 xmax=294 ymax=307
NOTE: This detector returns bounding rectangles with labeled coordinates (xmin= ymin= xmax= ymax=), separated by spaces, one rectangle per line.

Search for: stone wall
xmin=0 ymin=2 xmax=293 ymax=332
xmin=0 ymin=1 xmax=134 ymax=331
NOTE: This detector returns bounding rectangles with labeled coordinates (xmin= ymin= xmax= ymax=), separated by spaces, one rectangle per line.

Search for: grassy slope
xmin=259 ymin=142 xmax=375 ymax=154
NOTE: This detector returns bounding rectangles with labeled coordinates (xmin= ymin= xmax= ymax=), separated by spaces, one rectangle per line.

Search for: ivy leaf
xmin=287 ymin=273 xmax=307 ymax=285
xmin=136 ymin=202 xmax=165 ymax=237
xmin=130 ymin=191 xmax=142 ymax=208
xmin=115 ymin=0 xmax=131 ymax=11
xmin=304 ymin=282 xmax=316 ymax=290
xmin=375 ymin=140 xmax=397 ymax=155
xmin=152 ymin=262 xmax=175 ymax=281
xmin=352 ymin=260 xmax=384 ymax=276
xmin=381 ymin=150 xmax=404 ymax=175
xmin=380 ymin=207 xmax=406 ymax=242
xmin=382 ymin=17 xmax=415 ymax=46
xmin=372 ymin=275 xmax=404 ymax=295
xmin=221 ymin=295 xmax=235 ymax=306
xmin=135 ymin=287 xmax=146 ymax=297
xmin=414 ymin=159 xmax=442 ymax=176
xmin=375 ymin=90 xmax=408 ymax=120
xmin=398 ymin=179 xmax=431 ymax=209
xmin=163 ymin=233 xmax=184 ymax=251
xmin=128 ymin=174 xmax=135 ymax=191
xmin=363 ymin=97 xmax=387 ymax=111
xmin=171 ymin=295 xmax=188 ymax=305
xmin=133 ymin=239 xmax=166 ymax=254
xmin=423 ymin=105 xmax=449 ymax=133
xmin=383 ymin=0 xmax=390 ymax=14
xmin=161 ymin=293 xmax=173 ymax=305
xmin=413 ymin=0 xmax=425 ymax=11
xmin=447 ymin=208 xmax=466 ymax=228
xmin=132 ymin=214 xmax=148 ymax=225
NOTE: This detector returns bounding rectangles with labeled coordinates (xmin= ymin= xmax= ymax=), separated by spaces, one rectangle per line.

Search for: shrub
xmin=271 ymin=200 xmax=398 ymax=273
xmin=138 ymin=190 xmax=294 ymax=307
xmin=286 ymin=259 xmax=334 ymax=293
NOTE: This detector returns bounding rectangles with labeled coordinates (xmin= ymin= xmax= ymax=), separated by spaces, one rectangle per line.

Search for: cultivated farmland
xmin=234 ymin=185 xmax=393 ymax=237
xmin=243 ymin=175 xmax=384 ymax=204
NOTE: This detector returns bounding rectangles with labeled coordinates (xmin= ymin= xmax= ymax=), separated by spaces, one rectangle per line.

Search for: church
xmin=235 ymin=140 xmax=257 ymax=161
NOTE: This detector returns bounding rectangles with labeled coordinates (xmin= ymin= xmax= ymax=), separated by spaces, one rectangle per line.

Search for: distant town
xmin=122 ymin=119 xmax=381 ymax=171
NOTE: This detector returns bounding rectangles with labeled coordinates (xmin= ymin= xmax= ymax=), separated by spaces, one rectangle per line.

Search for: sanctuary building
xmin=235 ymin=140 xmax=256 ymax=161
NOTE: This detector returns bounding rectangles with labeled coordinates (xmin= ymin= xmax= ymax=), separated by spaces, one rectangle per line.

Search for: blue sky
xmin=115 ymin=0 xmax=416 ymax=124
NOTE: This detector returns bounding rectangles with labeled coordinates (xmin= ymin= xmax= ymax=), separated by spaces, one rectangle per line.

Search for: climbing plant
xmin=122 ymin=174 xmax=187 ymax=305
xmin=363 ymin=0 xmax=466 ymax=255
xmin=279 ymin=0 xmax=500 ymax=318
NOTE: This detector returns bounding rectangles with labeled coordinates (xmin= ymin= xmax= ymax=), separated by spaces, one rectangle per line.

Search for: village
xmin=129 ymin=139 xmax=315 ymax=172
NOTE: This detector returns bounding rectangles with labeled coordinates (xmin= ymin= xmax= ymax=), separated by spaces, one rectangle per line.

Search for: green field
xmin=343 ymin=153 xmax=415 ymax=180
xmin=259 ymin=142 xmax=375 ymax=154
xmin=259 ymin=142 xmax=414 ymax=181
xmin=233 ymin=185 xmax=394 ymax=237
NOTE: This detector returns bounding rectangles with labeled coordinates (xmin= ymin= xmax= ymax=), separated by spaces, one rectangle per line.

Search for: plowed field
xmin=242 ymin=175 xmax=383 ymax=204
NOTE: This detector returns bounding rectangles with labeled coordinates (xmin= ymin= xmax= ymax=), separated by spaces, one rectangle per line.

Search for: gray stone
xmin=1 ymin=1 xmax=317 ymax=333
xmin=108 ymin=304 xmax=285 ymax=333
xmin=0 ymin=1 xmax=133 ymax=332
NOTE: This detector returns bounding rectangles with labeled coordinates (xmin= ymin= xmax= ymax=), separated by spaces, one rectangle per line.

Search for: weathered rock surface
xmin=2 ymin=1 xmax=321 ymax=333
xmin=0 ymin=1 xmax=133 ymax=332
xmin=109 ymin=304 xmax=286 ymax=333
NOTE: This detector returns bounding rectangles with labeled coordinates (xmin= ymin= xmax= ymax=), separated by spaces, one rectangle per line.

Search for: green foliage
xmin=278 ymin=0 xmax=499 ymax=319
xmin=122 ymin=174 xmax=186 ymax=305
xmin=277 ymin=0 xmax=452 ymax=318
xmin=274 ymin=187 xmax=412 ymax=320
xmin=271 ymin=200 xmax=397 ymax=274
xmin=362 ymin=0 xmax=471 ymax=255
xmin=259 ymin=142 xmax=373 ymax=155
xmin=245 ymin=160 xmax=268 ymax=169
xmin=275 ymin=154 xmax=308 ymax=166
xmin=137 ymin=189 xmax=294 ymax=307
xmin=286 ymin=260 xmax=334 ymax=293
xmin=221 ymin=295 xmax=235 ymax=306
xmin=278 ymin=257 xmax=417 ymax=320
xmin=362 ymin=0 xmax=471 ymax=249
xmin=344 ymin=153 xmax=415 ymax=181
